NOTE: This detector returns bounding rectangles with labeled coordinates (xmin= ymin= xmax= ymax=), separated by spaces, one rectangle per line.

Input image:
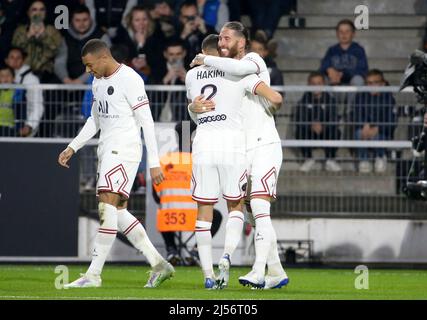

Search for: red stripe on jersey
xmin=252 ymin=80 xmax=263 ymax=95
xmin=132 ymin=101 xmax=149 ymax=110
xmin=104 ymin=64 xmax=123 ymax=79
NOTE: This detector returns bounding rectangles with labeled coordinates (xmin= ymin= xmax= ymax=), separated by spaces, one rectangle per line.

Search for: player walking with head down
xmin=58 ymin=39 xmax=174 ymax=288
xmin=186 ymin=34 xmax=282 ymax=289
xmin=190 ymin=22 xmax=289 ymax=289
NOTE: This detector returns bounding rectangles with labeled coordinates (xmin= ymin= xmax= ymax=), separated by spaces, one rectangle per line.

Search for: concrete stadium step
xmin=242 ymin=15 xmax=427 ymax=29
xmin=278 ymin=15 xmax=427 ymax=29
xmin=276 ymin=170 xmax=396 ymax=196
xmin=277 ymin=57 xmax=409 ymax=72
xmin=297 ymin=0 xmax=426 ymax=15
xmin=277 ymin=37 xmax=421 ymax=59
xmin=282 ymin=71 xmax=405 ymax=85
xmin=275 ymin=28 xmax=421 ymax=39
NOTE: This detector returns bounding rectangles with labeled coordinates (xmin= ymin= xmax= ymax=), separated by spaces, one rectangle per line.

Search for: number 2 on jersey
xmin=201 ymin=84 xmax=217 ymax=100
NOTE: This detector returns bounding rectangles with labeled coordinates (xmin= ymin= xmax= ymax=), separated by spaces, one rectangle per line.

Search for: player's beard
xmin=220 ymin=42 xmax=239 ymax=58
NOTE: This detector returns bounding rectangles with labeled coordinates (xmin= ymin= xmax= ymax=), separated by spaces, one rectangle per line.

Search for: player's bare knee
xmin=227 ymin=199 xmax=242 ymax=212
xmin=250 ymin=195 xmax=272 ymax=203
xmin=98 ymin=191 xmax=121 ymax=207
xmin=117 ymin=199 xmax=128 ymax=210
xmin=197 ymin=203 xmax=214 ymax=221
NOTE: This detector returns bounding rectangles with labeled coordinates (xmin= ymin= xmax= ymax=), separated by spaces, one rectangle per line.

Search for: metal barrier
xmin=1 ymin=84 xmax=425 ymax=217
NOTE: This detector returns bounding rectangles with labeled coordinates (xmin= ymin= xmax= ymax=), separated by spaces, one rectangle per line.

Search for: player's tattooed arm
xmin=188 ymin=94 xmax=215 ymax=114
xmin=254 ymin=82 xmax=283 ymax=114
xmin=58 ymin=146 xmax=75 ymax=168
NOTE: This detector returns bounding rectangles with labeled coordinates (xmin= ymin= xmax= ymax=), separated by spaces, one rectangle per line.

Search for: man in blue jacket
xmin=351 ymin=69 xmax=397 ymax=173
xmin=320 ymin=19 xmax=368 ymax=87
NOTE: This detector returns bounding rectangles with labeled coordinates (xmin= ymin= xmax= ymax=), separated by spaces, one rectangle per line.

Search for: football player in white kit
xmin=186 ymin=35 xmax=283 ymax=289
xmin=190 ymin=22 xmax=289 ymax=289
xmin=58 ymin=39 xmax=174 ymax=288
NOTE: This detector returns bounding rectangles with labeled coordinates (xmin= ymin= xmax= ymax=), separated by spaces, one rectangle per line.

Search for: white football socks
xmin=222 ymin=210 xmax=244 ymax=259
xmin=195 ymin=220 xmax=213 ymax=279
xmin=251 ymin=198 xmax=273 ymax=279
xmin=87 ymin=203 xmax=118 ymax=276
xmin=267 ymin=224 xmax=286 ymax=277
xmin=117 ymin=208 xmax=164 ymax=268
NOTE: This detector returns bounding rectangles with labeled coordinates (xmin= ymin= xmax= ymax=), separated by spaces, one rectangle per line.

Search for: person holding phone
xmin=11 ymin=0 xmax=62 ymax=82
xmin=112 ymin=5 xmax=165 ymax=80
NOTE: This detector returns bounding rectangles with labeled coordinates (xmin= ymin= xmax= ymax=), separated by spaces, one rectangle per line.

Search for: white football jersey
xmin=241 ymin=52 xmax=281 ymax=150
xmin=91 ymin=64 xmax=148 ymax=161
xmin=186 ymin=65 xmax=261 ymax=155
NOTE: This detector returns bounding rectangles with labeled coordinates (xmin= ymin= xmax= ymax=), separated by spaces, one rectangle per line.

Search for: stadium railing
xmin=0 ymin=84 xmax=424 ymax=218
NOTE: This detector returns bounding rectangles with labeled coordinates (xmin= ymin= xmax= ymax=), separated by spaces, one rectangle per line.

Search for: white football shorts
xmin=96 ymin=154 xmax=140 ymax=199
xmin=191 ymin=151 xmax=248 ymax=203
xmin=246 ymin=142 xmax=283 ymax=199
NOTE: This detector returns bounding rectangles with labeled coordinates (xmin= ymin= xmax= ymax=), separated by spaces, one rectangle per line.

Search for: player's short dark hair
xmin=81 ymin=39 xmax=109 ymax=57
xmin=179 ymin=0 xmax=197 ymax=13
xmin=308 ymin=71 xmax=325 ymax=82
xmin=71 ymin=4 xmax=91 ymax=18
xmin=202 ymin=34 xmax=219 ymax=52
xmin=222 ymin=21 xmax=250 ymax=50
xmin=7 ymin=46 xmax=27 ymax=59
xmin=0 ymin=65 xmax=15 ymax=77
xmin=367 ymin=69 xmax=385 ymax=81
xmin=164 ymin=38 xmax=186 ymax=50
xmin=336 ymin=19 xmax=356 ymax=32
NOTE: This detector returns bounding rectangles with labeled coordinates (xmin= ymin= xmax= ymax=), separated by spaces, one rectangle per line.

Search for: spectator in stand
xmin=296 ymin=71 xmax=342 ymax=173
xmin=351 ymin=69 xmax=397 ymax=173
xmin=55 ymin=4 xmax=111 ymax=85
xmin=247 ymin=0 xmax=285 ymax=39
xmin=5 ymin=47 xmax=44 ymax=137
xmin=0 ymin=65 xmax=18 ymax=136
xmin=150 ymin=38 xmax=189 ymax=121
xmin=178 ymin=0 xmax=216 ymax=68
xmin=11 ymin=0 xmax=62 ymax=83
xmin=196 ymin=0 xmax=229 ymax=32
xmin=148 ymin=0 xmax=178 ymax=39
xmin=112 ymin=5 xmax=166 ymax=81
xmin=250 ymin=30 xmax=283 ymax=86
xmin=0 ymin=0 xmax=27 ymax=63
xmin=85 ymin=0 xmax=137 ymax=38
xmin=320 ymin=19 xmax=368 ymax=87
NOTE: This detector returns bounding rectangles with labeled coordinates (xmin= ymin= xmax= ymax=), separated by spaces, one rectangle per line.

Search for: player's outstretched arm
xmin=254 ymin=81 xmax=283 ymax=112
xmin=192 ymin=54 xmax=259 ymax=76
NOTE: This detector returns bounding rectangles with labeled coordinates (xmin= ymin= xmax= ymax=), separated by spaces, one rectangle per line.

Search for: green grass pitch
xmin=0 ymin=265 xmax=426 ymax=300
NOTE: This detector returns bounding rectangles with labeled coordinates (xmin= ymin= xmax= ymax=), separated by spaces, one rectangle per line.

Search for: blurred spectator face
xmin=5 ymin=49 xmax=25 ymax=70
xmin=130 ymin=9 xmax=150 ymax=33
xmin=308 ymin=74 xmax=325 ymax=98
xmin=72 ymin=11 xmax=92 ymax=34
xmin=28 ymin=1 xmax=46 ymax=22
xmin=164 ymin=45 xmax=186 ymax=66
xmin=219 ymin=28 xmax=244 ymax=58
xmin=250 ymin=40 xmax=268 ymax=58
xmin=366 ymin=73 xmax=385 ymax=96
xmin=336 ymin=23 xmax=354 ymax=46
xmin=154 ymin=1 xmax=173 ymax=19
xmin=0 ymin=68 xmax=14 ymax=84
xmin=180 ymin=4 xmax=199 ymax=31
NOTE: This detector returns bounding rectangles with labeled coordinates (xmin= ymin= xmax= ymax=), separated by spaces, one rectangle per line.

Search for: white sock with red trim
xmin=87 ymin=203 xmax=118 ymax=276
xmin=117 ymin=208 xmax=164 ymax=268
xmin=251 ymin=198 xmax=273 ymax=280
xmin=222 ymin=210 xmax=244 ymax=259
xmin=195 ymin=220 xmax=214 ymax=279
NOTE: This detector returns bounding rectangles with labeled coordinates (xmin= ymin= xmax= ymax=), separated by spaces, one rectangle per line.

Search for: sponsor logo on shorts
xmin=198 ymin=114 xmax=227 ymax=125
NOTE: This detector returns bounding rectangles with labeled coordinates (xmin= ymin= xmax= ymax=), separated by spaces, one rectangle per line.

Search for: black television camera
xmin=401 ymin=50 xmax=427 ymax=200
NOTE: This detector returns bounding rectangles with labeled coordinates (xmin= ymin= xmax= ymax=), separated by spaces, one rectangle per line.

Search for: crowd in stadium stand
xmin=0 ymin=0 xmax=403 ymax=173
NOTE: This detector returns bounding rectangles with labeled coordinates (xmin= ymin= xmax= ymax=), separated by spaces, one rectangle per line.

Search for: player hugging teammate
xmin=187 ymin=22 xmax=289 ymax=290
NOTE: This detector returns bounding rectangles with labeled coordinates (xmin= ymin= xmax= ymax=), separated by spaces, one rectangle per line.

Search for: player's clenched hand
xmin=58 ymin=147 xmax=74 ymax=168
xmin=190 ymin=95 xmax=215 ymax=113
xmin=190 ymin=54 xmax=206 ymax=68
xmin=150 ymin=167 xmax=164 ymax=185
